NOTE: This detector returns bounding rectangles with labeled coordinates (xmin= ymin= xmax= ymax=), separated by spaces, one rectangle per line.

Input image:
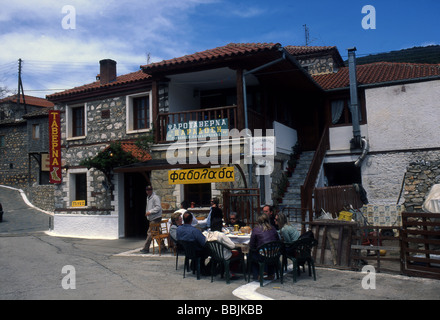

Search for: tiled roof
xmin=0 ymin=94 xmax=54 ymax=108
xmin=47 ymin=70 xmax=151 ymax=100
xmin=141 ymin=43 xmax=282 ymax=72
xmin=119 ymin=141 xmax=152 ymax=162
xmin=285 ymin=45 xmax=338 ymax=56
xmin=313 ymin=62 xmax=440 ymax=90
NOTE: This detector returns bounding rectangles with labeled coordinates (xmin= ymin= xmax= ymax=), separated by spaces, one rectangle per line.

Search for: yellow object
xmin=338 ymin=211 xmax=353 ymax=221
xmin=168 ymin=166 xmax=234 ymax=184
xmin=380 ymin=250 xmax=387 ymax=256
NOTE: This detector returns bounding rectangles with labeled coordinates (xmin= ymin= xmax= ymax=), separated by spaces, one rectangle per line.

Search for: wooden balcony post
xmin=236 ymin=68 xmax=245 ymax=130
xmin=152 ymin=80 xmax=159 ymax=143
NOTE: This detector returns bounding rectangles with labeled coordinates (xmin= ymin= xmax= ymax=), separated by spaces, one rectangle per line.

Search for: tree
xmin=80 ymin=142 xmax=138 ymax=191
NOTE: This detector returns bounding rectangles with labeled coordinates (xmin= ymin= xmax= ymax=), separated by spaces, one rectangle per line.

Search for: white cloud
xmin=0 ymin=0 xmax=219 ymax=96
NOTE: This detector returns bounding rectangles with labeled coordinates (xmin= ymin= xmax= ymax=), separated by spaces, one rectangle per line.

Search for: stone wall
xmin=296 ymin=54 xmax=339 ymax=75
xmin=54 ymin=95 xmax=150 ymax=213
xmin=404 ymin=158 xmax=440 ymax=212
xmin=0 ymin=122 xmax=30 ymax=189
xmin=362 ymin=150 xmax=440 ymax=206
xmin=25 ymin=184 xmax=56 ymax=212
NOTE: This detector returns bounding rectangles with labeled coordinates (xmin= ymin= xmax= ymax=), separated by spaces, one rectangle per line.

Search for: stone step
xmin=279 ymin=151 xmax=315 ymax=207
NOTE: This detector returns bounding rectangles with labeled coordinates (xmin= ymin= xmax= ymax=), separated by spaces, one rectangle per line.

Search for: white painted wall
xmin=329 ymin=124 xmax=368 ymax=151
xmin=274 ymin=121 xmax=297 ymax=155
xmin=366 ymin=80 xmax=440 ymax=152
xmin=52 ymin=214 xmax=119 ymax=239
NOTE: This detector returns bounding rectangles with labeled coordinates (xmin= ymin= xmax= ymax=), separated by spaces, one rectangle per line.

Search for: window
xmin=72 ymin=106 xmax=85 ymax=137
xmin=0 ymin=135 xmax=5 ymax=147
xmin=32 ymin=124 xmax=40 ymax=140
xmin=126 ymin=92 xmax=152 ymax=133
xmin=68 ymin=170 xmax=88 ymax=207
xmin=133 ymin=96 xmax=150 ymax=130
xmin=184 ymin=183 xmax=212 ymax=207
xmin=330 ymin=99 xmax=364 ymax=126
xmin=67 ymin=104 xmax=86 ymax=139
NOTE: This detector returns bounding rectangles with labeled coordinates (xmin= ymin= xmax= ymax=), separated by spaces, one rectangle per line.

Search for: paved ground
xmin=1 ymin=185 xmax=440 ymax=301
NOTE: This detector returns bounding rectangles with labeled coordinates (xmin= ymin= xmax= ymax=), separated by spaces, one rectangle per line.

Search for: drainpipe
xmin=348 ymin=47 xmax=361 ymax=148
xmin=348 ymin=47 xmax=368 ymax=167
xmin=242 ymin=49 xmax=285 ymax=187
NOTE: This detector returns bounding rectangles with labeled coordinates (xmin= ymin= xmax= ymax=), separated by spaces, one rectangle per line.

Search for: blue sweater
xmin=176 ymin=224 xmax=206 ymax=249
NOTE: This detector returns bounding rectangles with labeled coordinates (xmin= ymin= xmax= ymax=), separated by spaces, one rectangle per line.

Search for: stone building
xmin=43 ymin=43 xmax=440 ymax=239
xmin=0 ymin=95 xmax=54 ymax=211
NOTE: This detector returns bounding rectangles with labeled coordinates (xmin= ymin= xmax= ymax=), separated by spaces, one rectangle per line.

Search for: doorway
xmin=124 ymin=172 xmax=149 ymax=238
xmin=324 ymin=162 xmax=362 ymax=186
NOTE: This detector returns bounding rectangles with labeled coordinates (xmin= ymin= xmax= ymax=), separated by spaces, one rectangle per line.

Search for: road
xmin=1 ymin=185 xmax=440 ymax=302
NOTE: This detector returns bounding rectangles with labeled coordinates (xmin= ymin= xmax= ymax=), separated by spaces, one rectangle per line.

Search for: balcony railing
xmin=157 ymin=105 xmax=238 ymax=143
xmin=158 ymin=104 xmax=269 ymax=143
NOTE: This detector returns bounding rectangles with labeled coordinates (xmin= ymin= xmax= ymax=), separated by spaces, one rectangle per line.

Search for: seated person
xmin=275 ymin=212 xmax=300 ymax=243
xmin=249 ymin=214 xmax=280 ymax=280
xmin=169 ymin=211 xmax=182 ymax=243
xmin=225 ymin=212 xmax=246 ymax=228
xmin=176 ymin=211 xmax=210 ymax=274
xmin=167 ymin=201 xmax=197 ymax=231
xmin=204 ymin=230 xmax=241 ymax=279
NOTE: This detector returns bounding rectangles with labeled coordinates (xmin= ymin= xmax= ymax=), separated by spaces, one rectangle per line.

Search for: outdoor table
xmin=226 ymin=233 xmax=251 ymax=253
xmin=225 ymin=233 xmax=251 ymax=280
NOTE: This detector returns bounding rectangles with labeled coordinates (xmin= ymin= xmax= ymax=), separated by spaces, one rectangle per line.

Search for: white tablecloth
xmin=226 ymin=234 xmax=250 ymax=244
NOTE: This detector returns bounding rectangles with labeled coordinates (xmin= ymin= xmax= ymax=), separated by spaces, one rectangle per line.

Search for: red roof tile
xmin=313 ymin=62 xmax=440 ymax=90
xmin=0 ymin=94 xmax=54 ymax=108
xmin=106 ymin=141 xmax=152 ymax=162
xmin=141 ymin=43 xmax=282 ymax=72
xmin=47 ymin=70 xmax=151 ymax=100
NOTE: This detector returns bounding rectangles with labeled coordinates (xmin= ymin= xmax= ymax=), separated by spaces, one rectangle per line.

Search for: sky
xmin=0 ymin=0 xmax=439 ymax=98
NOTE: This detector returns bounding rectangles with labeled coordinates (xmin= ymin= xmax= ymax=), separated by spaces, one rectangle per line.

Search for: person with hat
xmin=140 ymin=185 xmax=164 ymax=254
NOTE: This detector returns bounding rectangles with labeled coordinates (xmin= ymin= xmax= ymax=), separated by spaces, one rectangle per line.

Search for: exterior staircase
xmin=281 ymin=151 xmax=315 ymax=208
xmin=279 ymin=151 xmax=315 ymax=231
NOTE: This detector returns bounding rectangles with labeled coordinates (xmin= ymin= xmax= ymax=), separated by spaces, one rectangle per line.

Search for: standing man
xmin=140 ymin=185 xmax=163 ymax=254
xmin=262 ymin=204 xmax=278 ymax=230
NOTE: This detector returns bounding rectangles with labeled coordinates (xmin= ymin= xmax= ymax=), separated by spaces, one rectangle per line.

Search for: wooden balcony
xmin=156 ymin=105 xmax=266 ymax=143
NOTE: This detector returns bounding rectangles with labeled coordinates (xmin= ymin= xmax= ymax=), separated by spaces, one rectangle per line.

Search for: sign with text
xmin=49 ymin=110 xmax=62 ymax=184
xmin=71 ymin=200 xmax=86 ymax=207
xmin=166 ymin=118 xmax=229 ymax=141
xmin=168 ymin=167 xmax=235 ymax=185
xmin=251 ymin=136 xmax=276 ymax=156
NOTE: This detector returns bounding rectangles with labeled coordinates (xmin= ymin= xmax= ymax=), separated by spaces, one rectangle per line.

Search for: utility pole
xmin=303 ymin=24 xmax=310 ymax=46
xmin=17 ymin=58 xmax=27 ymax=113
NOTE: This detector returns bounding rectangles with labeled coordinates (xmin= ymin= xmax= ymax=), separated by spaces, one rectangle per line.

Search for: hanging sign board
xmin=49 ymin=110 xmax=62 ymax=184
xmin=166 ymin=119 xmax=229 ymax=141
xmin=168 ymin=166 xmax=235 ymax=185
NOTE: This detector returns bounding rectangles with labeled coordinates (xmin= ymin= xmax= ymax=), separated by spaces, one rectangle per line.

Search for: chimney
xmin=99 ymin=59 xmax=117 ymax=85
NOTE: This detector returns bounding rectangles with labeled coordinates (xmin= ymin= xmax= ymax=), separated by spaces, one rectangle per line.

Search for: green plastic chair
xmin=180 ymin=240 xmax=202 ymax=280
xmin=206 ymin=240 xmax=247 ymax=284
xmin=249 ymin=241 xmax=284 ymax=287
xmin=283 ymin=238 xmax=318 ymax=282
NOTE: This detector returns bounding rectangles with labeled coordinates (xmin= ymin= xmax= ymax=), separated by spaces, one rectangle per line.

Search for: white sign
xmin=251 ymin=137 xmax=276 ymax=156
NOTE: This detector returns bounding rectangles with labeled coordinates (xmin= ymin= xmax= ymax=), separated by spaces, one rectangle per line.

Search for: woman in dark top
xmin=249 ymin=214 xmax=280 ymax=280
xmin=209 ymin=198 xmax=223 ymax=232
